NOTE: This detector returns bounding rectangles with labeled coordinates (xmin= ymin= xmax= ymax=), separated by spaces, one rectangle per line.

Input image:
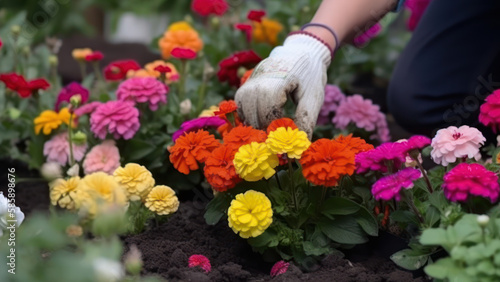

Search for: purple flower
xmin=355 ymin=142 xmax=406 ymax=173
xmin=372 ymin=168 xmax=421 ymax=201
xmin=172 ymin=117 xmax=226 ymax=141
xmin=55 ymin=82 xmax=89 ymax=111
xmin=318 ymin=84 xmax=346 ymax=125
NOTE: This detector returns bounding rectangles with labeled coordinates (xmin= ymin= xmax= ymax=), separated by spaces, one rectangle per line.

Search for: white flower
xmin=93 ymin=258 xmax=124 ymax=282
xmin=40 ymin=162 xmax=63 ymax=181
xmin=180 ymin=99 xmax=192 ymax=115
xmin=0 ymin=193 xmax=25 ymax=237
xmin=477 ymin=214 xmax=490 ymax=227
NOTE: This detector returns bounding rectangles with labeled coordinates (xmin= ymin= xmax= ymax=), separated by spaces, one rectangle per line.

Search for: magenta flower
xmin=188 ymin=255 xmax=211 ymax=273
xmin=43 ymin=132 xmax=87 ymax=166
xmin=90 ymin=101 xmax=140 ymax=140
xmin=74 ymin=101 xmax=102 ymax=117
xmin=353 ymin=23 xmax=382 ymax=47
xmin=443 ymin=163 xmax=499 ymax=203
xmin=372 ymin=168 xmax=421 ymax=201
xmin=355 ymin=142 xmax=406 ymax=173
xmin=479 ymin=89 xmax=500 ymax=133
xmin=55 ymin=82 xmax=89 ymax=111
xmin=172 ymin=116 xmax=226 ymax=141
xmin=405 ymin=0 xmax=431 ymax=31
xmin=83 ymin=140 xmax=121 ymax=174
xmin=270 ymin=260 xmax=289 ymax=277
xmin=333 ymin=94 xmax=390 ymax=142
xmin=430 ymin=125 xmax=485 ymax=166
xmin=318 ymin=84 xmax=345 ymax=125
xmin=402 ymin=135 xmax=431 ymax=156
xmin=116 ymin=77 xmax=168 ymax=111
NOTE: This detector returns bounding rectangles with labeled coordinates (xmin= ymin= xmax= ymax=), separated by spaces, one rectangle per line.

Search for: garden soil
xmin=2 ymin=159 xmax=427 ymax=281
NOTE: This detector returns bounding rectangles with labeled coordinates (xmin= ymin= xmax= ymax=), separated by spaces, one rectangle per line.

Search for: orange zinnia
xmin=223 ymin=125 xmax=267 ymax=150
xmin=334 ymin=134 xmax=374 ymax=155
xmin=217 ymin=118 xmax=242 ymax=137
xmin=158 ymin=22 xmax=203 ymax=59
xmin=266 ymin=118 xmax=298 ymax=134
xmin=204 ymin=144 xmax=242 ymax=192
xmin=169 ymin=130 xmax=220 ymax=174
xmin=214 ymin=100 xmax=238 ymax=117
xmin=240 ymin=69 xmax=254 ymax=86
xmin=299 ymin=139 xmax=356 ymax=187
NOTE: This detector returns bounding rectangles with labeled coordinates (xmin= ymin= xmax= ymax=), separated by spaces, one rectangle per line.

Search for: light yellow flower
xmin=113 ymin=163 xmax=155 ymax=201
xmin=253 ymin=18 xmax=283 ymax=45
xmin=168 ymin=21 xmax=193 ymax=32
xmin=233 ymin=142 xmax=279 ymax=182
xmin=77 ymin=172 xmax=128 ymax=217
xmin=49 ymin=177 xmax=81 ymax=210
xmin=228 ymin=190 xmax=273 ymax=238
xmin=72 ymin=48 xmax=93 ymax=61
xmin=34 ymin=110 xmax=63 ymax=135
xmin=198 ymin=105 xmax=219 ymax=117
xmin=266 ymin=127 xmax=311 ymax=159
xmin=145 ymin=185 xmax=179 ymax=215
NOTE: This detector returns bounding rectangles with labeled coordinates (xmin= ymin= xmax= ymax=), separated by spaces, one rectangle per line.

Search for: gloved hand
xmin=235 ymin=33 xmax=332 ymax=138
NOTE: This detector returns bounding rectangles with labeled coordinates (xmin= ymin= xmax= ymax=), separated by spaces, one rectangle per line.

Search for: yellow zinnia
xmin=77 ymin=172 xmax=128 ymax=217
xmin=72 ymin=48 xmax=92 ymax=61
xmin=252 ymin=18 xmax=283 ymax=45
xmin=49 ymin=177 xmax=81 ymax=211
xmin=198 ymin=105 xmax=219 ymax=117
xmin=233 ymin=142 xmax=279 ymax=182
xmin=266 ymin=127 xmax=311 ymax=159
xmin=58 ymin=107 xmax=76 ymax=127
xmin=34 ymin=110 xmax=63 ymax=135
xmin=168 ymin=21 xmax=193 ymax=32
xmin=228 ymin=190 xmax=273 ymax=238
xmin=113 ymin=163 xmax=155 ymax=201
xmin=145 ymin=185 xmax=179 ymax=215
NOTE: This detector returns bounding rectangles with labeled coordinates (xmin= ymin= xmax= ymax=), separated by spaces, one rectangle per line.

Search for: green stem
xmin=92 ymin=62 xmax=104 ymax=82
xmin=179 ymin=60 xmax=187 ymax=102
xmin=68 ymin=112 xmax=75 ymax=166
xmin=288 ymin=157 xmax=298 ymax=211
xmin=275 ymin=173 xmax=283 ymax=191
xmin=402 ymin=190 xmax=424 ymax=224
xmin=197 ymin=67 xmax=207 ymax=114
xmin=319 ymin=186 xmax=327 ymax=209
xmin=78 ymin=62 xmax=86 ymax=81
xmin=415 ymin=157 xmax=433 ymax=193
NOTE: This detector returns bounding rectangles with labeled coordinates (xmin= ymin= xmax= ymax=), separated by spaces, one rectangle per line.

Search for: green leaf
xmin=390 ymin=210 xmax=420 ymax=226
xmin=319 ymin=216 xmax=368 ymax=244
xmin=425 ymin=258 xmax=468 ymax=281
xmin=390 ymin=248 xmax=430 ymax=270
xmin=424 ymin=206 xmax=440 ymax=227
xmin=122 ymin=139 xmax=156 ymax=161
xmin=302 ymin=241 xmax=331 ymax=256
xmin=420 ymin=229 xmax=449 ymax=246
xmin=204 ymin=193 xmax=232 ymax=225
xmin=248 ymin=229 xmax=278 ymax=248
xmin=354 ymin=204 xmax=378 ymax=237
xmin=322 ymin=197 xmax=360 ymax=215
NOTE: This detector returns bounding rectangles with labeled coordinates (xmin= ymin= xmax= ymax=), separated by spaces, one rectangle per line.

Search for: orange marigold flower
xmin=158 ymin=22 xmax=203 ymax=59
xmin=299 ymin=139 xmax=356 ymax=187
xmin=334 ymin=134 xmax=374 ymax=155
xmin=169 ymin=130 xmax=220 ymax=174
xmin=204 ymin=145 xmax=242 ymax=192
xmin=240 ymin=69 xmax=254 ymax=86
xmin=223 ymin=125 xmax=267 ymax=150
xmin=214 ymin=100 xmax=238 ymax=117
xmin=217 ymin=118 xmax=242 ymax=137
xmin=266 ymin=118 xmax=298 ymax=134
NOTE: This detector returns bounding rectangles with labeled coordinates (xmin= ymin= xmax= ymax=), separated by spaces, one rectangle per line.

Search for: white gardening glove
xmin=235 ymin=33 xmax=331 ymax=138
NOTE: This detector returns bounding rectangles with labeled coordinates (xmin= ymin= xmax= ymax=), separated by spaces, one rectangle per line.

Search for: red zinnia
xmin=479 ymin=89 xmax=500 ymax=133
xmin=188 ymin=254 xmax=212 ymax=273
xmin=235 ymin=23 xmax=253 ymax=42
xmin=214 ymin=100 xmax=238 ymax=117
xmin=103 ymin=60 xmax=141 ymax=81
xmin=171 ymin=47 xmax=197 ymax=60
xmin=191 ymin=0 xmax=228 ymax=17
xmin=247 ymin=10 xmax=266 ymax=23
xmin=154 ymin=65 xmax=172 ymax=73
xmin=217 ymin=50 xmax=262 ymax=87
xmin=266 ymin=118 xmax=298 ymax=134
xmin=85 ymin=51 xmax=104 ymax=62
xmin=0 ymin=73 xmax=50 ymax=98
xmin=204 ymin=145 xmax=242 ymax=192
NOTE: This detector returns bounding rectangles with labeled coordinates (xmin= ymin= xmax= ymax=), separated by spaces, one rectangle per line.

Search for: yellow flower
xmin=144 ymin=60 xmax=180 ymax=84
xmin=66 ymin=225 xmax=83 ymax=237
xmin=198 ymin=105 xmax=219 ymax=117
xmin=77 ymin=172 xmax=128 ymax=217
xmin=49 ymin=177 xmax=81 ymax=210
xmin=34 ymin=110 xmax=63 ymax=135
xmin=233 ymin=142 xmax=279 ymax=181
xmin=145 ymin=185 xmax=179 ymax=215
xmin=126 ymin=69 xmax=156 ymax=78
xmin=252 ymin=18 xmax=283 ymax=45
xmin=168 ymin=21 xmax=193 ymax=32
xmin=266 ymin=127 xmax=311 ymax=159
xmin=72 ymin=48 xmax=92 ymax=61
xmin=113 ymin=163 xmax=155 ymax=201
xmin=228 ymin=190 xmax=273 ymax=238
xmin=58 ymin=107 xmax=76 ymax=127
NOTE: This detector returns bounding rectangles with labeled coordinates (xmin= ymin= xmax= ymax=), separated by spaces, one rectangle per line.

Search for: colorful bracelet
xmin=288 ymin=31 xmax=334 ymax=56
xmin=300 ymin=23 xmax=340 ymax=52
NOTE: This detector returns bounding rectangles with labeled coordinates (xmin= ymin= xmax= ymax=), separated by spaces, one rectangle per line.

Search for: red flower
xmin=479 ymin=89 xmax=500 ymax=133
xmin=85 ymin=51 xmax=104 ymax=62
xmin=154 ymin=65 xmax=172 ymax=73
xmin=191 ymin=0 xmax=228 ymax=17
xmin=204 ymin=144 xmax=242 ymax=192
xmin=103 ymin=60 xmax=141 ymax=81
xmin=270 ymin=261 xmax=289 ymax=277
xmin=188 ymin=254 xmax=212 ymax=273
xmin=266 ymin=118 xmax=298 ymax=134
xmin=217 ymin=50 xmax=262 ymax=87
xmin=214 ymin=100 xmax=238 ymax=117
xmin=247 ymin=10 xmax=266 ymax=23
xmin=0 ymin=73 xmax=50 ymax=98
xmin=235 ymin=23 xmax=253 ymax=42
xmin=0 ymin=37 xmax=2 ymax=49
xmin=171 ymin=47 xmax=197 ymax=60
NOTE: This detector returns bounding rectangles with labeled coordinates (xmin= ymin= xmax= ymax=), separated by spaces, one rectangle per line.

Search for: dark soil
xmin=2 ymin=159 xmax=427 ymax=281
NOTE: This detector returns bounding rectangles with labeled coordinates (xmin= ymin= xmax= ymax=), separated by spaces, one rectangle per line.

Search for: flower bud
xmin=70 ymin=94 xmax=82 ymax=107
xmin=211 ymin=17 xmax=220 ymax=28
xmin=8 ymin=108 xmax=21 ymax=120
xmin=66 ymin=224 xmax=83 ymax=238
xmin=93 ymin=258 xmax=124 ymax=282
xmin=67 ymin=163 xmax=80 ymax=177
xmin=180 ymin=99 xmax=192 ymax=115
xmin=124 ymin=245 xmax=143 ymax=275
xmin=302 ymin=6 xmax=311 ymax=13
xmin=22 ymin=46 xmax=30 ymax=57
xmin=237 ymin=66 xmax=247 ymax=78
xmin=72 ymin=131 xmax=87 ymax=145
xmin=290 ymin=25 xmax=300 ymax=32
xmin=49 ymin=55 xmax=58 ymax=67
xmin=184 ymin=15 xmax=193 ymax=24
xmin=40 ymin=162 xmax=63 ymax=181
xmin=11 ymin=25 xmax=21 ymax=37
xmin=477 ymin=214 xmax=489 ymax=227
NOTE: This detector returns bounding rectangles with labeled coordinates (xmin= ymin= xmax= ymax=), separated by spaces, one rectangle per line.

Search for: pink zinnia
xmin=83 ymin=140 xmax=121 ymax=175
xmin=430 ymin=125 xmax=485 ymax=166
xmin=372 ymin=168 xmax=421 ymax=201
xmin=188 ymin=255 xmax=211 ymax=273
xmin=353 ymin=23 xmax=382 ymax=47
xmin=318 ymin=84 xmax=345 ymax=125
xmin=405 ymin=0 xmax=431 ymax=31
xmin=479 ymin=89 xmax=500 ymax=133
xmin=55 ymin=82 xmax=89 ymax=111
xmin=90 ymin=101 xmax=140 ymax=140
xmin=270 ymin=261 xmax=289 ymax=277
xmin=43 ymin=132 xmax=87 ymax=166
xmin=402 ymin=135 xmax=431 ymax=155
xmin=172 ymin=116 xmax=226 ymax=142
xmin=116 ymin=77 xmax=168 ymax=111
xmin=355 ymin=142 xmax=406 ymax=173
xmin=171 ymin=47 xmax=197 ymax=60
xmin=74 ymin=101 xmax=103 ymax=117
xmin=333 ymin=94 xmax=390 ymax=142
xmin=443 ymin=163 xmax=499 ymax=203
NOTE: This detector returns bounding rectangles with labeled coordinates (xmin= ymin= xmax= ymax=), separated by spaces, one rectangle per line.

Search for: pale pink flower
xmin=90 ymin=101 xmax=140 ymax=140
xmin=318 ymin=84 xmax=345 ymax=125
xmin=116 ymin=77 xmax=168 ymax=111
xmin=430 ymin=125 xmax=485 ymax=166
xmin=83 ymin=140 xmax=121 ymax=174
xmin=43 ymin=132 xmax=87 ymax=166
xmin=74 ymin=101 xmax=102 ymax=116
